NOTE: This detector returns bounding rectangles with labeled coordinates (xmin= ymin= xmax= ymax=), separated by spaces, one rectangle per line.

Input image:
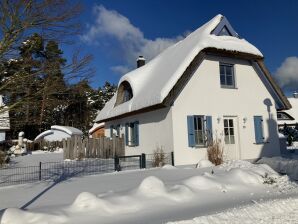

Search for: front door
xmin=223 ymin=117 xmax=239 ymax=160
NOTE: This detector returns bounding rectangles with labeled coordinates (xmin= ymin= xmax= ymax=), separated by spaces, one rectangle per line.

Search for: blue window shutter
xmin=187 ymin=116 xmax=195 ymax=147
xmin=134 ymin=121 xmax=139 ymax=146
xmin=125 ymin=123 xmax=129 ymax=146
xmin=205 ymin=116 xmax=213 ymax=145
xmin=110 ymin=125 xmax=113 ymax=138
xmin=254 ymin=116 xmax=264 ymax=144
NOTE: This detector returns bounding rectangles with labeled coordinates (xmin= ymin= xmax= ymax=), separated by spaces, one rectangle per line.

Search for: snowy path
xmin=168 ymin=197 xmax=298 ymax=224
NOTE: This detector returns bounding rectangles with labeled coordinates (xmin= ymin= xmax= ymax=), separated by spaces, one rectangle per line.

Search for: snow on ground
xmin=8 ymin=150 xmax=63 ymax=168
xmin=257 ymin=156 xmax=298 ymax=180
xmin=1 ymin=160 xmax=298 ymax=224
xmin=167 ymin=197 xmax=298 ymax=224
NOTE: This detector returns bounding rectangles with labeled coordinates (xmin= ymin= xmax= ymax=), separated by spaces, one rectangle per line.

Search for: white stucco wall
xmin=172 ymin=56 xmax=281 ymax=165
xmin=105 ymin=107 xmax=174 ymax=156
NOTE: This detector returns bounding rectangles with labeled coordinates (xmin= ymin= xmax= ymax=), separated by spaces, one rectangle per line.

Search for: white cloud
xmin=81 ymin=5 xmax=185 ymax=74
xmin=110 ymin=65 xmax=130 ymax=75
xmin=274 ymin=57 xmax=298 ymax=92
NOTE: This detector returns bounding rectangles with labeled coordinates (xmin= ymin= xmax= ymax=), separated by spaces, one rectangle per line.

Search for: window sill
xmin=220 ymin=86 xmax=238 ymax=89
xmin=193 ymin=145 xmax=207 ymax=148
xmin=127 ymin=144 xmax=138 ymax=147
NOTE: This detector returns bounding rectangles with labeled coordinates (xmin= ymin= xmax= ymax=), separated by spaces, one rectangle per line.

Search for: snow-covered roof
xmin=51 ymin=125 xmax=83 ymax=136
xmin=89 ymin=122 xmax=105 ymax=134
xmin=95 ymin=15 xmax=263 ymax=122
xmin=34 ymin=126 xmax=83 ymax=142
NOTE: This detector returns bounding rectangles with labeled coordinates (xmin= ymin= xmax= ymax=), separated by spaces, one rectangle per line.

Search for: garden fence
xmin=0 ymin=152 xmax=174 ymax=187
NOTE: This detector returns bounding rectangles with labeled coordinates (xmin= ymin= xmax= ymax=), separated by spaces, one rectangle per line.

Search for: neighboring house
xmin=34 ymin=125 xmax=83 ymax=142
xmin=0 ymin=95 xmax=10 ymax=143
xmin=95 ymin=15 xmax=291 ymax=165
xmin=89 ymin=122 xmax=105 ymax=138
xmin=277 ymin=92 xmax=298 ymax=127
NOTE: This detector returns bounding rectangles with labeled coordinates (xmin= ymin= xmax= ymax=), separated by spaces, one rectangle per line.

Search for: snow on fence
xmin=63 ymin=135 xmax=125 ymax=160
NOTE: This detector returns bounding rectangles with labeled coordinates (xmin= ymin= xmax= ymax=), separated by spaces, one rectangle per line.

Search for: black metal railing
xmin=0 ymin=152 xmax=174 ymax=187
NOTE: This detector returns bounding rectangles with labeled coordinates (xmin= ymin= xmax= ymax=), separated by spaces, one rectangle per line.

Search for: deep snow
xmin=1 ymin=159 xmax=298 ymax=224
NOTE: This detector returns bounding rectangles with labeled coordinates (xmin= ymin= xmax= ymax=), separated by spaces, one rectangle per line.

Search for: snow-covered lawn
xmin=1 ymin=160 xmax=298 ymax=224
xmin=167 ymin=197 xmax=298 ymax=224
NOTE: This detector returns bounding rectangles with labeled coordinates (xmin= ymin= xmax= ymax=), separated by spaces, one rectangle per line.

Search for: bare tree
xmin=0 ymin=0 xmax=82 ymax=60
xmin=0 ymin=0 xmax=94 ymax=113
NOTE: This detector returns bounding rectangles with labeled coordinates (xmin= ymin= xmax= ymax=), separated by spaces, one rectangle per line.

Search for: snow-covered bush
xmin=207 ymin=139 xmax=224 ymax=165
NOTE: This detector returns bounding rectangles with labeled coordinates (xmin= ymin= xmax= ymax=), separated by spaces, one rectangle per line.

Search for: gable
xmin=211 ymin=16 xmax=239 ymax=37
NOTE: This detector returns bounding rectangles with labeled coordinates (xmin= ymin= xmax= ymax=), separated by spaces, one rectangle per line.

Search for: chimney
xmin=137 ymin=56 xmax=145 ymax=68
xmin=293 ymin=91 xmax=298 ymax=98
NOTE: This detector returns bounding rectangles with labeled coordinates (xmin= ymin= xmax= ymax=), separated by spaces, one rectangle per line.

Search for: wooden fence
xmin=63 ymin=135 xmax=125 ymax=160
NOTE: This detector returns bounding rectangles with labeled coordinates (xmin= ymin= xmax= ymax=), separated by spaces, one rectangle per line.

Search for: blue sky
xmin=64 ymin=0 xmax=298 ymax=95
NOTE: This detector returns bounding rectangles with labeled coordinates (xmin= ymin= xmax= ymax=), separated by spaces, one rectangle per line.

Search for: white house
xmin=34 ymin=125 xmax=83 ymax=142
xmin=0 ymin=95 xmax=10 ymax=143
xmin=277 ymin=92 xmax=298 ymax=127
xmin=95 ymin=15 xmax=291 ymax=165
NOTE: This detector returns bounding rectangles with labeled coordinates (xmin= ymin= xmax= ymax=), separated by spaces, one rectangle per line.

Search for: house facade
xmin=95 ymin=15 xmax=291 ymax=165
xmin=0 ymin=95 xmax=10 ymax=143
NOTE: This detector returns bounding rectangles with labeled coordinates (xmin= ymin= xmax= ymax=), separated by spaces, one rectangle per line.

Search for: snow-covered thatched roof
xmin=96 ymin=14 xmax=289 ymax=122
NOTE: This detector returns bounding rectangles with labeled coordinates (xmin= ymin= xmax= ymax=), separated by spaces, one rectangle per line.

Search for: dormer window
xmin=115 ymin=81 xmax=133 ymax=106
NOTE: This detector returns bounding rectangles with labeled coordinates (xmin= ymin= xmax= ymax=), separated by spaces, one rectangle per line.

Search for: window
xmin=115 ymin=81 xmax=133 ymax=106
xmin=110 ymin=124 xmax=121 ymax=138
xmin=187 ymin=115 xmax=213 ymax=147
xmin=194 ymin=116 xmax=205 ymax=146
xmin=253 ymin=116 xmax=264 ymax=144
xmin=277 ymin=112 xmax=294 ymax=121
xmin=223 ymin=118 xmax=235 ymax=144
xmin=220 ymin=63 xmax=235 ymax=88
xmin=125 ymin=121 xmax=139 ymax=146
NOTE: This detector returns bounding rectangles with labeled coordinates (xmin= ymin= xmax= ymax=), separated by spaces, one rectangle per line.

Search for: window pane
xmin=229 ymin=127 xmax=234 ymax=135
xmin=220 ymin=74 xmax=225 ymax=85
xmin=224 ymin=119 xmax=228 ymax=127
xmin=224 ymin=135 xmax=230 ymax=144
xmin=198 ymin=117 xmax=202 ymax=130
xmin=229 ymin=119 xmax=234 ymax=127
xmin=224 ymin=128 xmax=229 ymax=136
xmin=230 ymin=135 xmax=235 ymax=144
xmin=198 ymin=131 xmax=204 ymax=144
xmin=220 ymin=65 xmax=225 ymax=75
xmin=194 ymin=117 xmax=198 ymax=130
xmin=225 ymin=66 xmax=232 ymax=75
xmin=226 ymin=75 xmax=233 ymax=86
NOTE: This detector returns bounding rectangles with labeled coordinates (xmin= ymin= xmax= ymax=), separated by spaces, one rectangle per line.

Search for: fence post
xmin=141 ymin=153 xmax=146 ymax=169
xmin=39 ymin=162 xmax=42 ymax=181
xmin=114 ymin=156 xmax=121 ymax=171
xmin=171 ymin=151 xmax=175 ymax=166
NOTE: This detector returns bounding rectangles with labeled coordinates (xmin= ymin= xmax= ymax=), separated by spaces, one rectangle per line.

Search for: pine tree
xmin=39 ymin=40 xmax=67 ymax=130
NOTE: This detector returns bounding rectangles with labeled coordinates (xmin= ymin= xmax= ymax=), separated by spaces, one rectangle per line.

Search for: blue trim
xmin=187 ymin=116 xmax=195 ymax=147
xmin=253 ymin=116 xmax=264 ymax=144
xmin=125 ymin=123 xmax=129 ymax=145
xmin=212 ymin=16 xmax=239 ymax=38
